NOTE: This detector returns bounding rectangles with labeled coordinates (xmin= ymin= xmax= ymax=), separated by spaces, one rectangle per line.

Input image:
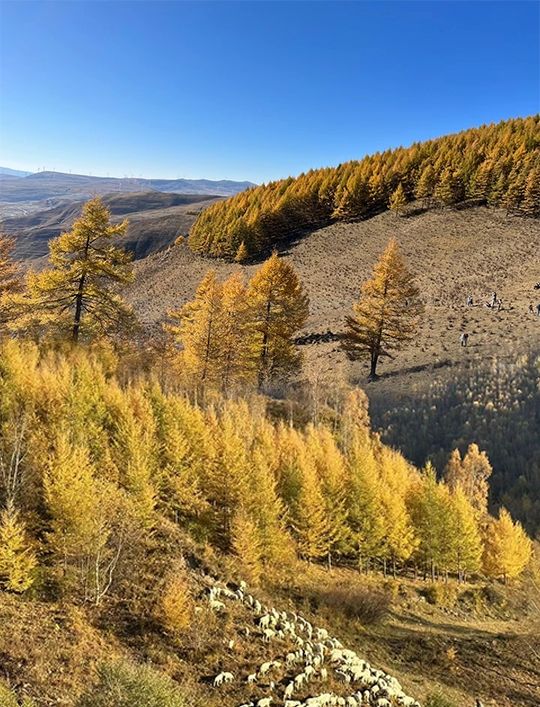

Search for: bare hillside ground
xmin=129 ymin=206 xmax=540 ymax=378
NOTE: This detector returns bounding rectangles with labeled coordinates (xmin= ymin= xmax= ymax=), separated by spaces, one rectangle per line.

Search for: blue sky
xmin=0 ymin=1 xmax=538 ymax=183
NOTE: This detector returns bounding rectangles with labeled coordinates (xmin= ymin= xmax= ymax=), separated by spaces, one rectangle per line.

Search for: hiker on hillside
xmin=497 ymin=298 xmax=503 ymax=311
xmin=467 ymin=295 xmax=473 ymax=306
xmin=460 ymin=332 xmax=469 ymax=347
xmin=536 ymin=303 xmax=540 ymax=317
xmin=490 ymin=292 xmax=497 ymax=307
xmin=529 ymin=303 xmax=534 ymax=314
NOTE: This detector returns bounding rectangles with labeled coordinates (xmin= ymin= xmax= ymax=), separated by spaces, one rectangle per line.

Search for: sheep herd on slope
xmin=204 ymin=579 xmax=421 ymax=707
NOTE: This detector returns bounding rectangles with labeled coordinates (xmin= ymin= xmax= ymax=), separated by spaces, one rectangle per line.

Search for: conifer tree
xmin=389 ymin=183 xmax=407 ymax=215
xmin=0 ymin=236 xmax=21 ymax=328
xmin=444 ymin=444 xmax=492 ymax=515
xmin=448 ymin=488 xmax=482 ymax=581
xmin=522 ymin=167 xmax=540 ymax=217
xmin=234 ymin=241 xmax=249 ymax=262
xmin=408 ymin=465 xmax=454 ymax=579
xmin=380 ymin=487 xmax=417 ymax=576
xmin=342 ymin=239 xmax=423 ymax=379
xmin=307 ymin=425 xmax=350 ymax=558
xmin=248 ymin=435 xmax=294 ymax=565
xmin=347 ymin=436 xmax=386 ymax=570
xmin=247 ymin=253 xmax=309 ymax=387
xmin=414 ymin=164 xmax=437 ymax=208
xmin=219 ymin=272 xmax=258 ymax=391
xmin=291 ymin=450 xmax=333 ymax=561
xmin=434 ymin=168 xmax=463 ymax=206
xmin=482 ymin=508 xmax=532 ymax=582
xmin=22 ymin=198 xmax=134 ymax=341
xmin=165 ymin=271 xmax=224 ymax=391
xmin=0 ymin=501 xmax=36 ymax=592
xmin=231 ymin=509 xmax=263 ymax=585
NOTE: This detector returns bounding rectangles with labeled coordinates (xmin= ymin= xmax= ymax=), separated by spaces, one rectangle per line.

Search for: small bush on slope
xmin=76 ymin=660 xmax=186 ymax=707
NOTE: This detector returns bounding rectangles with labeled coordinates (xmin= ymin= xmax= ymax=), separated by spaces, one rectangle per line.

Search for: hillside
xmin=127 ymin=205 xmax=540 ymax=533
xmin=188 ymin=116 xmax=540 ymax=258
xmin=0 ymin=342 xmax=537 ymax=707
xmin=1 ymin=555 xmax=539 ymax=707
xmin=0 ymin=170 xmax=255 ymax=203
xmin=1 ymin=191 xmax=222 ymax=261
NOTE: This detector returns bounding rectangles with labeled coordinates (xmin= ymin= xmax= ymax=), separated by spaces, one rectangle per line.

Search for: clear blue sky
xmin=0 ymin=1 xmax=538 ymax=183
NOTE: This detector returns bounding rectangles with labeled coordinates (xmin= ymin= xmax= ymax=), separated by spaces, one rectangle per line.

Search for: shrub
xmin=76 ymin=660 xmax=186 ymax=707
xmin=158 ymin=568 xmax=193 ymax=633
xmin=425 ymin=691 xmax=458 ymax=707
xmin=0 ymin=681 xmax=36 ymax=707
xmin=317 ymin=583 xmax=391 ymax=625
xmin=421 ymin=582 xmax=459 ymax=607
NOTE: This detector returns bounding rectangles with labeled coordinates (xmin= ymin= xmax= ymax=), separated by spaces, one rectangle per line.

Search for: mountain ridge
xmin=0 ymin=169 xmax=256 ymax=202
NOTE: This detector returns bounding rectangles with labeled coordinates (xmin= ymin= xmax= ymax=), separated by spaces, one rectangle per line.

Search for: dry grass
xmin=1 ymin=557 xmax=539 ymax=706
xmin=128 ymin=205 xmax=539 ymax=380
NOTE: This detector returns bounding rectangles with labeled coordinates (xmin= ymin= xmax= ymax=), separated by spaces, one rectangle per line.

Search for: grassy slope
xmin=128 ymin=205 xmax=540 ymax=368
xmin=1 ymin=557 xmax=539 ymax=707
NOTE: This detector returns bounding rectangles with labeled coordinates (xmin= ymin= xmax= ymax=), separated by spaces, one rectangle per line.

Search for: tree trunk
xmin=72 ymin=273 xmax=86 ymax=342
xmin=72 ymin=231 xmax=91 ymax=342
xmin=258 ymin=298 xmax=272 ymax=389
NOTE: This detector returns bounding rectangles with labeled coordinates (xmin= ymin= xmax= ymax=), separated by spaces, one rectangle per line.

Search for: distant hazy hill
xmin=0 ymin=166 xmax=33 ymax=178
xmin=0 ymin=169 xmax=255 ymax=202
xmin=2 ymin=191 xmax=222 ymax=261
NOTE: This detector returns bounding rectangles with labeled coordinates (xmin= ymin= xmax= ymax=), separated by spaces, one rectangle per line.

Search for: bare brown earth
xmin=128 ymin=205 xmax=540 ymax=381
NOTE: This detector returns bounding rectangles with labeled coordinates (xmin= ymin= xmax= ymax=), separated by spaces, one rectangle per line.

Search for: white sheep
xmin=256 ymin=698 xmax=272 ymax=707
xmin=213 ymin=671 xmax=234 ymax=686
xmin=247 ymin=673 xmax=257 ymax=684
xmin=284 ymin=682 xmax=295 ymax=698
xmin=262 ymin=628 xmax=275 ymax=642
xmin=209 ymin=599 xmax=226 ymax=611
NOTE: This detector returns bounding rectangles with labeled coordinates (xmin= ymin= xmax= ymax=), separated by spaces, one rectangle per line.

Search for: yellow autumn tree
xmin=342 ymin=239 xmax=423 ymax=379
xmin=448 ymin=488 xmax=483 ymax=581
xmin=347 ymin=435 xmax=386 ymax=570
xmin=388 ymin=182 xmax=407 ymax=215
xmin=247 ymin=252 xmax=309 ymax=388
xmin=231 ymin=509 xmax=264 ymax=585
xmin=0 ymin=501 xmax=36 ymax=592
xmin=20 ymin=198 xmax=134 ymax=341
xmin=482 ymin=508 xmax=532 ymax=582
xmin=444 ymin=444 xmax=492 ymax=515
xmin=0 ymin=236 xmax=21 ymax=329
xmin=158 ymin=565 xmax=194 ymax=633
xmin=165 ymin=270 xmax=224 ymax=391
xmin=219 ymin=272 xmax=258 ymax=391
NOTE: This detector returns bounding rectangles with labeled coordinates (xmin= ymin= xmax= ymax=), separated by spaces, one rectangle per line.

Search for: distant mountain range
xmin=2 ymin=191 xmax=222 ymax=262
xmin=0 ymin=168 xmax=255 ymax=202
xmin=0 ymin=166 xmax=33 ymax=178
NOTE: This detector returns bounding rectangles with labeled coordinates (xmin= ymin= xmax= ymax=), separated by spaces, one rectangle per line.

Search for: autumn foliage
xmin=189 ymin=116 xmax=540 ymax=258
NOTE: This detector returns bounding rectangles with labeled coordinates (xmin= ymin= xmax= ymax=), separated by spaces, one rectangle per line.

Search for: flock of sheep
xmin=204 ymin=579 xmax=421 ymax=707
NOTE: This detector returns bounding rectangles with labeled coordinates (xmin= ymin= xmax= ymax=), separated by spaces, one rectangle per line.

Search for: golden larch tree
xmin=448 ymin=488 xmax=482 ymax=581
xmin=482 ymin=508 xmax=532 ymax=582
xmin=23 ymin=198 xmax=134 ymax=341
xmin=388 ymin=182 xmax=407 ymax=215
xmin=342 ymin=239 xmax=423 ymax=379
xmin=0 ymin=501 xmax=36 ymax=592
xmin=444 ymin=444 xmax=492 ymax=515
xmin=165 ymin=270 xmax=224 ymax=391
xmin=0 ymin=236 xmax=21 ymax=328
xmin=247 ymin=252 xmax=309 ymax=388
